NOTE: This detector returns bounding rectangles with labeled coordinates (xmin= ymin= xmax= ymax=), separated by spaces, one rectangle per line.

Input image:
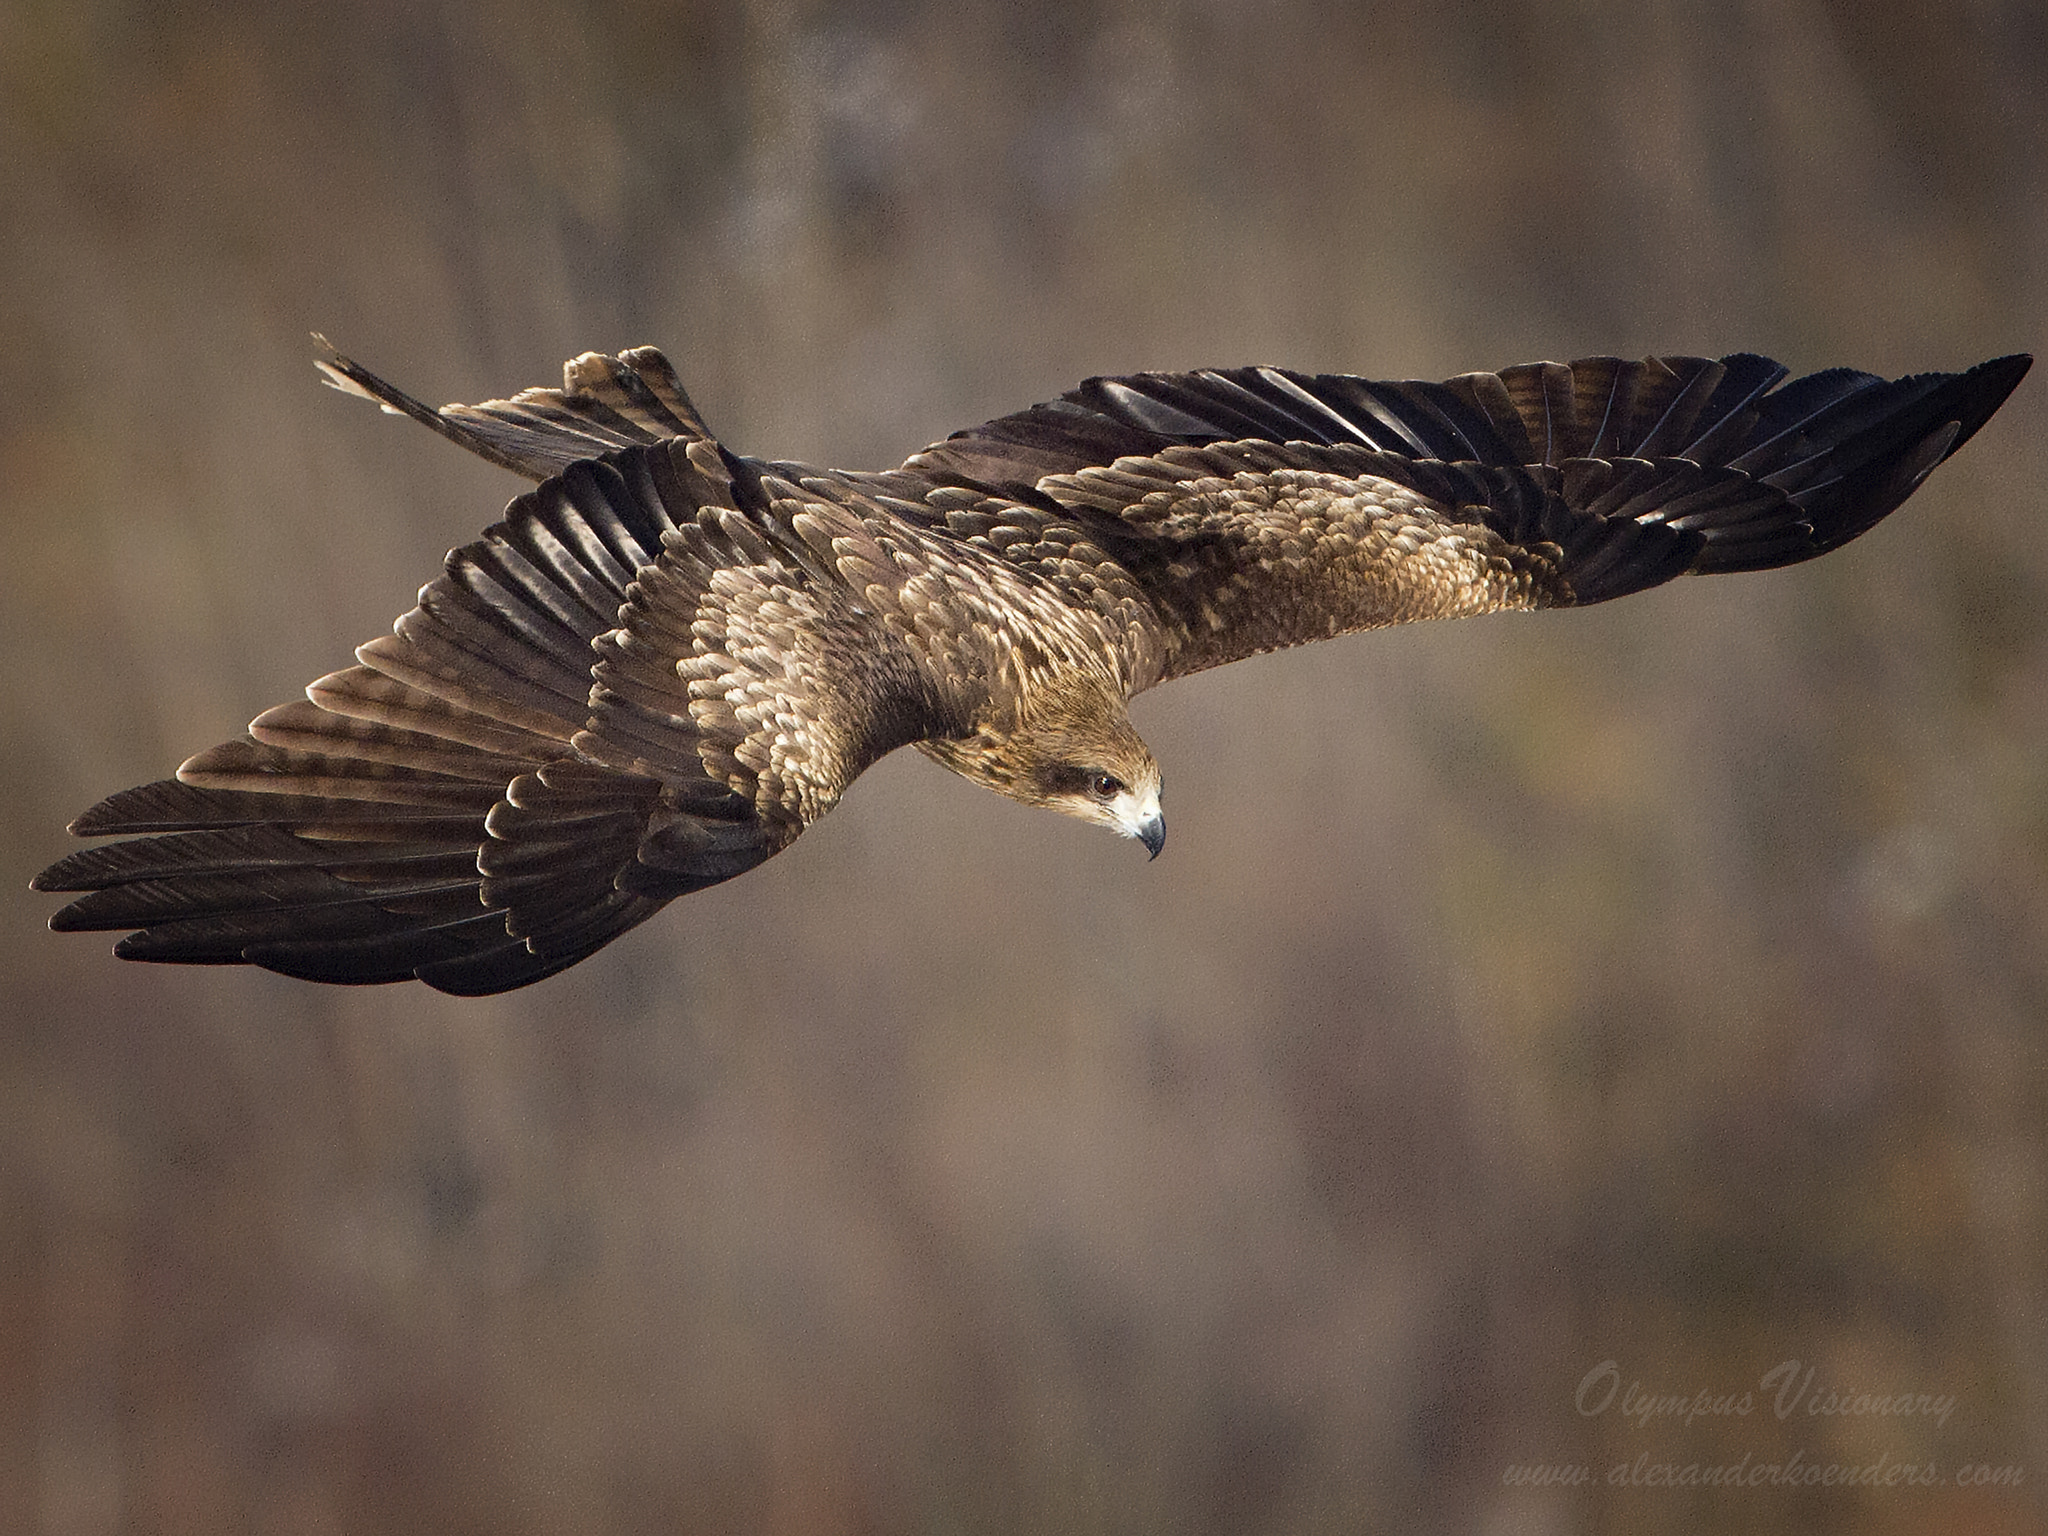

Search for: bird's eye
xmin=1090 ymin=772 xmax=1124 ymax=799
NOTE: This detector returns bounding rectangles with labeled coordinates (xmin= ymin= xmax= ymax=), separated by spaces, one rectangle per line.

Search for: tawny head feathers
xmin=915 ymin=671 xmax=1166 ymax=856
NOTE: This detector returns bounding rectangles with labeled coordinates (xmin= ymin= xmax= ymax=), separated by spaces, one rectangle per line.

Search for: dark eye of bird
xmin=1091 ymin=772 xmax=1123 ymax=799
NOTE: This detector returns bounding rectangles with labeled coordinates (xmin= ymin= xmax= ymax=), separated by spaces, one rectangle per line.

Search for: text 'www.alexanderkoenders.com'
xmin=1498 ymin=1360 xmax=2024 ymax=1493
xmin=1502 ymin=1453 xmax=2024 ymax=1491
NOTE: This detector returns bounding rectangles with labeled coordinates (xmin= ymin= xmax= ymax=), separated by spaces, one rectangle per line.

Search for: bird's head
xmin=1014 ymin=744 xmax=1166 ymax=857
xmin=916 ymin=681 xmax=1165 ymax=857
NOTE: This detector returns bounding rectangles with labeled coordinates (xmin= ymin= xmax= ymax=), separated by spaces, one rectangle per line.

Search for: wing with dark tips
xmin=911 ymin=353 xmax=2030 ymax=685
xmin=35 ymin=437 xmax=858 ymax=994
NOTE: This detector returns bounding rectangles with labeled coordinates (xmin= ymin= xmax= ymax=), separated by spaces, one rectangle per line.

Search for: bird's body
xmin=35 ymin=343 xmax=2030 ymax=992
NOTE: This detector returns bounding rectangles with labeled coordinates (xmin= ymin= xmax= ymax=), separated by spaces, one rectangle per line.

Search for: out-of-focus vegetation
xmin=4 ymin=1 xmax=2045 ymax=1532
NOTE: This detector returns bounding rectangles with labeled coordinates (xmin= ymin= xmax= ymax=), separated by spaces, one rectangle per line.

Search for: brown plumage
xmin=34 ymin=342 xmax=2031 ymax=993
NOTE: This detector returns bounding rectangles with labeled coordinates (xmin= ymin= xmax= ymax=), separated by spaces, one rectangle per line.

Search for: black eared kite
xmin=34 ymin=342 xmax=2031 ymax=992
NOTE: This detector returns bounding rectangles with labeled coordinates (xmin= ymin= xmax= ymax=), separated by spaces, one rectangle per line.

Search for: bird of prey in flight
xmin=35 ymin=342 xmax=2029 ymax=993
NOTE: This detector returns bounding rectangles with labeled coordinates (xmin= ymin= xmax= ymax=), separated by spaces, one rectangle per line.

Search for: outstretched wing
xmin=908 ymin=352 xmax=2030 ymax=686
xmin=36 ymin=397 xmax=926 ymax=993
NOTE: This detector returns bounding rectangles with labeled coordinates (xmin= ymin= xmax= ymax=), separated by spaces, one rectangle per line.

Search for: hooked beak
xmin=1136 ymin=810 xmax=1165 ymax=860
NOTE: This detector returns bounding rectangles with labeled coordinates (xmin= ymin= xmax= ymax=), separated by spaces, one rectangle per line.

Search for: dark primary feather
xmin=36 ymin=343 xmax=2030 ymax=991
xmin=909 ymin=352 xmax=2029 ymax=679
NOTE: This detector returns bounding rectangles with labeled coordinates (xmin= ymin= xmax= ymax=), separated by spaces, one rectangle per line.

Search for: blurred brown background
xmin=4 ymin=1 xmax=2046 ymax=1532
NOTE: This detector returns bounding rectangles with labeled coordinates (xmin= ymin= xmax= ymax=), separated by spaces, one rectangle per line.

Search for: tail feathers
xmin=315 ymin=337 xmax=716 ymax=481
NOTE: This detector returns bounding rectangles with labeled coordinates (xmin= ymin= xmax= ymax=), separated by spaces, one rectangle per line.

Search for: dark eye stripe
xmin=1035 ymin=765 xmax=1126 ymax=800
